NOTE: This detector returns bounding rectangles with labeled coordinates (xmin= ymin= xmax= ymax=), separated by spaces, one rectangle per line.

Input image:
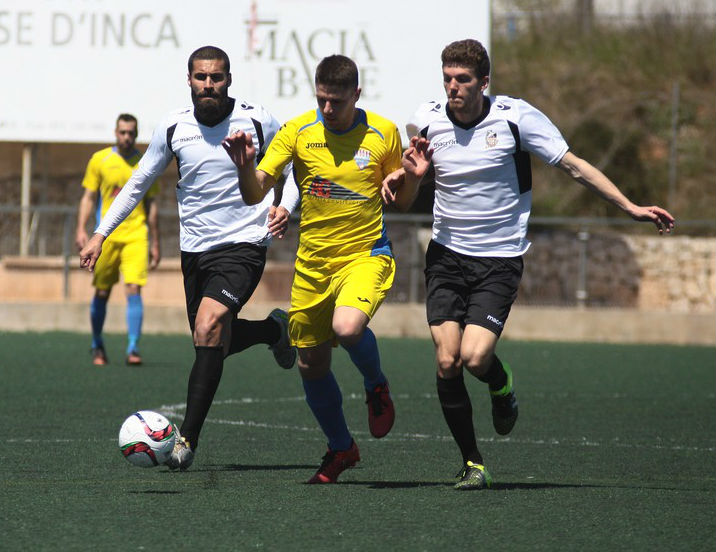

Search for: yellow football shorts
xmin=288 ymin=254 xmax=396 ymax=348
xmin=93 ymin=238 xmax=149 ymax=290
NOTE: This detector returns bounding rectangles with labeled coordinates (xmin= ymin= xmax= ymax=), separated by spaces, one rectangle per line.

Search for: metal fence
xmin=1 ymin=203 xmax=713 ymax=307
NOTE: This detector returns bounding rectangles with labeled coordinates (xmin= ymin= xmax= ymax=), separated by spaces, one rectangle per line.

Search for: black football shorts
xmin=424 ymin=239 xmax=523 ymax=336
xmin=181 ymin=242 xmax=267 ymax=331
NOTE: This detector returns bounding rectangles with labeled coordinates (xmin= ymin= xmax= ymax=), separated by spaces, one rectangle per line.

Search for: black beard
xmin=192 ymin=94 xmax=233 ymax=127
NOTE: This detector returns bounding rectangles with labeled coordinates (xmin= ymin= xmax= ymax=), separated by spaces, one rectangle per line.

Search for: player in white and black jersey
xmin=383 ymin=39 xmax=674 ymax=490
xmin=80 ymin=45 xmax=300 ymax=471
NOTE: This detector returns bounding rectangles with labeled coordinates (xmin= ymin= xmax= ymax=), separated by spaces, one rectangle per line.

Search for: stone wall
xmin=0 ymin=233 xmax=714 ymax=313
xmin=623 ymin=235 xmax=716 ymax=313
xmin=520 ymin=231 xmax=715 ymax=313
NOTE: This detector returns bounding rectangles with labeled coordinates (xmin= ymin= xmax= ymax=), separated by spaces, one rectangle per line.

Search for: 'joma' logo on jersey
xmin=486 ymin=314 xmax=504 ymax=327
xmin=221 ymin=289 xmax=240 ymax=304
xmin=305 ymin=142 xmax=328 ymax=149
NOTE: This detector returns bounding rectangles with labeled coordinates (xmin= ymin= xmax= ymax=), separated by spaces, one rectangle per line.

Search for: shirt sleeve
xmin=144 ymin=177 xmax=160 ymax=200
xmin=81 ymin=153 xmax=101 ymax=191
xmin=277 ymin=165 xmax=300 ymax=213
xmin=515 ymin=99 xmax=569 ymax=166
xmin=95 ymin=117 xmax=173 ymax=237
xmin=257 ymin=108 xmax=300 ymax=213
xmin=257 ymin=119 xmax=297 ymax=181
xmin=382 ymin=123 xmax=403 ymax=177
xmin=406 ymin=101 xmax=437 ymax=138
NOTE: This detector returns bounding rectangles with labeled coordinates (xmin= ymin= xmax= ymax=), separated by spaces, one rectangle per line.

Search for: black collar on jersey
xmin=446 ymin=96 xmax=491 ymax=130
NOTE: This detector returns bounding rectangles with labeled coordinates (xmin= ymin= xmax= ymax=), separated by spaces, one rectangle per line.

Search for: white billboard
xmin=0 ymin=0 xmax=489 ymax=144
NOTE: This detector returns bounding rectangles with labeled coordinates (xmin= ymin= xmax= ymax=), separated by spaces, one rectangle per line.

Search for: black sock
xmin=436 ymin=374 xmax=482 ymax=465
xmin=225 ymin=317 xmax=280 ymax=358
xmin=477 ymin=355 xmax=508 ymax=392
xmin=180 ymin=346 xmax=224 ymax=449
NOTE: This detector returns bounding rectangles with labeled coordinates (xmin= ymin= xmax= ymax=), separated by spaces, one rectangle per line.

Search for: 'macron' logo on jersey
xmin=354 ymin=148 xmax=371 ymax=169
xmin=485 ymin=130 xmax=498 ymax=148
xmin=308 ymin=176 xmax=368 ymax=201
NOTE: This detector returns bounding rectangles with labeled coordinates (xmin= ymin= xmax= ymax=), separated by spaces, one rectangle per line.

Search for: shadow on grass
xmin=195 ymin=466 xmax=623 ymax=490
xmin=201 ymin=463 xmax=317 ymax=471
xmin=127 ymin=490 xmax=183 ymax=494
xmin=333 ymin=481 xmax=620 ymax=490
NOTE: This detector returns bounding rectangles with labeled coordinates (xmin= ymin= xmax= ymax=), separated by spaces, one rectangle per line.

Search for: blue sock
xmin=90 ymin=295 xmax=107 ymax=348
xmin=302 ymin=372 xmax=353 ymax=451
xmin=126 ymin=294 xmax=143 ymax=354
xmin=342 ymin=327 xmax=386 ymax=391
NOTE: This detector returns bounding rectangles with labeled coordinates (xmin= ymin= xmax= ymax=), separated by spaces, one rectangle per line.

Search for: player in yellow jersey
xmin=223 ymin=55 xmax=423 ymax=483
xmin=75 ymin=114 xmax=160 ymax=366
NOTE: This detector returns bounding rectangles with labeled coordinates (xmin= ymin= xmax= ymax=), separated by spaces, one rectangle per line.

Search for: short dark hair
xmin=116 ymin=113 xmax=138 ymax=132
xmin=315 ymin=55 xmax=358 ymax=89
xmin=188 ymin=45 xmax=230 ymax=74
xmin=441 ymin=39 xmax=490 ymax=79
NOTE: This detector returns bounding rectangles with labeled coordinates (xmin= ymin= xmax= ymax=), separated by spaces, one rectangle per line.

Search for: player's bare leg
xmin=462 ymin=324 xmax=518 ymax=436
xmin=167 ymin=298 xmax=231 ymax=470
xmin=334 ymin=306 xmax=394 ymax=438
xmin=300 ymin=342 xmax=360 ymax=483
xmin=431 ymin=321 xmax=492 ymax=489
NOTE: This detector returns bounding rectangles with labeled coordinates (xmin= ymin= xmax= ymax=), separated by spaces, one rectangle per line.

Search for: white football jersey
xmin=409 ymin=95 xmax=569 ymax=257
xmin=96 ymin=99 xmax=298 ymax=252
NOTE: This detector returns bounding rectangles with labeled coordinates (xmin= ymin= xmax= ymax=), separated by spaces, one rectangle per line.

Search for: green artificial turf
xmin=1 ymin=332 xmax=714 ymax=551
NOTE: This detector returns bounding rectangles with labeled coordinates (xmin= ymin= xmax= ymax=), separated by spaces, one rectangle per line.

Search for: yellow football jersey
xmin=258 ymin=108 xmax=402 ymax=262
xmin=81 ymin=146 xmax=158 ymax=243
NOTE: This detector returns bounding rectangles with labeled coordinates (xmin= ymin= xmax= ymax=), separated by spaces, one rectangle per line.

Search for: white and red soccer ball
xmin=118 ymin=410 xmax=176 ymax=467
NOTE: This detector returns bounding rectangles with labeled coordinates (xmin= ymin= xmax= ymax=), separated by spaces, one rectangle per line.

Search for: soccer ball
xmin=118 ymin=410 xmax=176 ymax=468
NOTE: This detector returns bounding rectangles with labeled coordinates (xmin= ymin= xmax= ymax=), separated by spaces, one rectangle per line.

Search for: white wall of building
xmin=0 ymin=0 xmax=490 ymax=144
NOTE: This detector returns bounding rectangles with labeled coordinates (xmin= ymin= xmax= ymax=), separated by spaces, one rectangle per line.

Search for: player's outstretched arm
xmin=557 ymin=151 xmax=675 ymax=234
xmin=383 ymin=136 xmax=432 ymax=212
xmin=79 ymin=233 xmax=106 ymax=272
xmin=222 ymin=130 xmax=276 ymax=205
xmin=145 ymin=196 xmax=161 ymax=270
xmin=75 ymin=189 xmax=97 ymax=251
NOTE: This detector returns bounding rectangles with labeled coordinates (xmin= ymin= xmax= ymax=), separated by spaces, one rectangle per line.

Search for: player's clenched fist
xmin=79 ymin=233 xmax=106 ymax=272
xmin=222 ymin=131 xmax=256 ymax=169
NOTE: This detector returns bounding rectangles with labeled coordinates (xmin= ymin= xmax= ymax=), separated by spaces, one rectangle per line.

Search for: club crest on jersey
xmin=485 ymin=130 xmax=498 ymax=148
xmin=354 ymin=148 xmax=371 ymax=169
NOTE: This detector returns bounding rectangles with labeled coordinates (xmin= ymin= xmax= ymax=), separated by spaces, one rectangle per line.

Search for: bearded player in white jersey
xmin=383 ymin=39 xmax=675 ymax=490
xmin=80 ymin=45 xmax=300 ymax=471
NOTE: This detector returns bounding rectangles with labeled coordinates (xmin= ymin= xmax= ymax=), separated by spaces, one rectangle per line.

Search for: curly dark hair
xmin=441 ymin=39 xmax=490 ymax=78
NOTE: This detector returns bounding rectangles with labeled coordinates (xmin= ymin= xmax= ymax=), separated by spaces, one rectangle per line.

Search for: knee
xmin=95 ymin=288 xmax=110 ymax=300
xmin=462 ymin=349 xmax=493 ymax=377
xmin=333 ymin=319 xmax=363 ymax=347
xmin=193 ymin=315 xmax=223 ymax=347
xmin=436 ymin=351 xmax=461 ymax=379
xmin=126 ymin=284 xmax=141 ymax=296
xmin=298 ymin=363 xmax=328 ymax=380
xmin=297 ymin=350 xmax=330 ymax=380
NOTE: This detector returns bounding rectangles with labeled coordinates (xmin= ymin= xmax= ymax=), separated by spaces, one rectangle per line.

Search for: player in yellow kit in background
xmin=223 ymin=54 xmax=425 ymax=483
xmin=75 ymin=114 xmax=160 ymax=366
